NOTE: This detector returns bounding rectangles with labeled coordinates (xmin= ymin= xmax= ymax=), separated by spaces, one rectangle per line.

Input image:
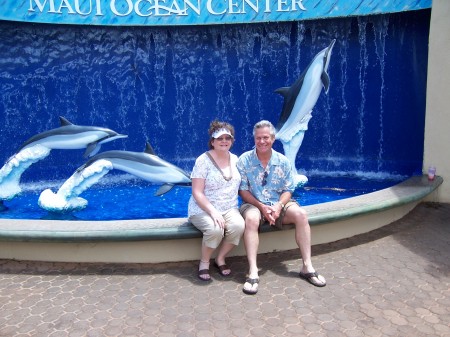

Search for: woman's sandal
xmin=214 ymin=262 xmax=231 ymax=277
xmin=198 ymin=269 xmax=212 ymax=282
xmin=243 ymin=278 xmax=259 ymax=295
xmin=198 ymin=260 xmax=211 ymax=282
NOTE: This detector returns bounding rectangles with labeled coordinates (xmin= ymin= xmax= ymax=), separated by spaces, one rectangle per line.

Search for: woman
xmin=188 ymin=120 xmax=245 ymax=281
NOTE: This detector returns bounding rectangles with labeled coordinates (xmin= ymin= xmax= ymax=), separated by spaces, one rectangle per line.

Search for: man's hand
xmin=261 ymin=203 xmax=282 ymax=225
xmin=270 ymin=202 xmax=283 ymax=224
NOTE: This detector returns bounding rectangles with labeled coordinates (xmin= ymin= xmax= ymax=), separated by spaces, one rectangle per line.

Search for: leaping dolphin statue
xmin=38 ymin=142 xmax=192 ymax=212
xmin=76 ymin=142 xmax=192 ymax=196
xmin=275 ymin=39 xmax=336 ymax=186
xmin=0 ymin=116 xmax=127 ymax=201
xmin=17 ymin=116 xmax=128 ymax=158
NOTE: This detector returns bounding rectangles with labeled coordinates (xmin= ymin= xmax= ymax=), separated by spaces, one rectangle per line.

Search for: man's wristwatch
xmin=277 ymin=201 xmax=285 ymax=209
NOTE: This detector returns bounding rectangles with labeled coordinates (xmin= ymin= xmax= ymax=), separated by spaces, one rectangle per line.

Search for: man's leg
xmin=283 ymin=204 xmax=326 ymax=286
xmin=241 ymin=206 xmax=262 ymax=294
xmin=243 ymin=208 xmax=261 ymax=278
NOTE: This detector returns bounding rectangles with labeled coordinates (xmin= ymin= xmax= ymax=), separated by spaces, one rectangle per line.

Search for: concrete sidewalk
xmin=0 ymin=202 xmax=449 ymax=336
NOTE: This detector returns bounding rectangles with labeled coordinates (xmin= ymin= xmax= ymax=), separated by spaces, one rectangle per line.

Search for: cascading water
xmin=0 ymin=9 xmax=430 ymax=217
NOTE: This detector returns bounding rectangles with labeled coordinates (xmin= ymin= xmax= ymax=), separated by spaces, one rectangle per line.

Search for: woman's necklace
xmin=206 ymin=152 xmax=233 ymax=181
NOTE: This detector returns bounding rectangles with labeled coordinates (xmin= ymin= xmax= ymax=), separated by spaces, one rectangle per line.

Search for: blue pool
xmin=0 ymin=175 xmax=404 ymax=221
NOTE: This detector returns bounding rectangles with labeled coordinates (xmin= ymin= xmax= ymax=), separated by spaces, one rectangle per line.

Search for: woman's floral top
xmin=188 ymin=152 xmax=241 ymax=216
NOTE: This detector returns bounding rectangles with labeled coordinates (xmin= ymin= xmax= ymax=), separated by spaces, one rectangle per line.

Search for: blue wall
xmin=0 ymin=9 xmax=430 ymax=183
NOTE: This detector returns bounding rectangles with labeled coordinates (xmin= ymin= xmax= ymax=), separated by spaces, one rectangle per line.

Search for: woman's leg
xmin=215 ymin=208 xmax=245 ymax=275
xmin=189 ymin=213 xmax=223 ymax=281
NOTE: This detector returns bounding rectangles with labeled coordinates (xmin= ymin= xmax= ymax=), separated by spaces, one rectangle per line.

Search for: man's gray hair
xmin=253 ymin=120 xmax=276 ymax=137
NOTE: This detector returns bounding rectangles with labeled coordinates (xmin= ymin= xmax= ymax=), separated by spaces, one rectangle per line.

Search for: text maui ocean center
xmin=28 ymin=0 xmax=306 ymax=20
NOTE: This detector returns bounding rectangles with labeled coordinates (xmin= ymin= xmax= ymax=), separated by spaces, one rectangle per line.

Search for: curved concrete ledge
xmin=0 ymin=175 xmax=443 ymax=263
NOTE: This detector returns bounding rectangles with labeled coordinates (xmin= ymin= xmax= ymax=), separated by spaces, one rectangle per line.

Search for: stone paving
xmin=0 ymin=202 xmax=449 ymax=337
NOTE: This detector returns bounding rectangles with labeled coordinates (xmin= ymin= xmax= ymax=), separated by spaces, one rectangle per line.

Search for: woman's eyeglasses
xmin=215 ymin=136 xmax=232 ymax=141
xmin=262 ymin=171 xmax=268 ymax=186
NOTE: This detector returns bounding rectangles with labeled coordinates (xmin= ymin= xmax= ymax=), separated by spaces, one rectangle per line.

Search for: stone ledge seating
xmin=0 ymin=175 xmax=443 ymax=243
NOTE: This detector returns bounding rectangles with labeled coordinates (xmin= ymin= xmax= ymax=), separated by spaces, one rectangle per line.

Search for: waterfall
xmin=0 ymin=9 xmax=430 ymax=187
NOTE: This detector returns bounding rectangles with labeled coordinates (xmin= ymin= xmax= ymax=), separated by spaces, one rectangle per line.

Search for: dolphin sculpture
xmin=17 ymin=116 xmax=128 ymax=158
xmin=76 ymin=142 xmax=192 ymax=196
xmin=0 ymin=116 xmax=127 ymax=201
xmin=275 ymin=39 xmax=336 ymax=185
xmin=38 ymin=142 xmax=192 ymax=212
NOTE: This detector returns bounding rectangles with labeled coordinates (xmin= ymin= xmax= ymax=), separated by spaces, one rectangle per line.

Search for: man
xmin=237 ymin=120 xmax=326 ymax=295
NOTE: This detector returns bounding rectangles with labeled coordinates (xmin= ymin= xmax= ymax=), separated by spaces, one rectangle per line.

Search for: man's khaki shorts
xmin=239 ymin=200 xmax=299 ymax=230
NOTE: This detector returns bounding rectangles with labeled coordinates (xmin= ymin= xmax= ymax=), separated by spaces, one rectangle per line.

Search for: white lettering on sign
xmin=29 ymin=0 xmax=104 ymax=15
xmin=28 ymin=0 xmax=306 ymax=19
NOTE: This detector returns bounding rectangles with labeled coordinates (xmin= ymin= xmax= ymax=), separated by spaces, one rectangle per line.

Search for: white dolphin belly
xmin=276 ymin=65 xmax=325 ymax=142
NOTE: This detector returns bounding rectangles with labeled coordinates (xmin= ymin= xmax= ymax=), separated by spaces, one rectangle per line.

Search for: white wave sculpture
xmin=38 ymin=160 xmax=113 ymax=212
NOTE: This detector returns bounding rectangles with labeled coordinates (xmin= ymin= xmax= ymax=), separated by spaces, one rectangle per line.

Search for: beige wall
xmin=424 ymin=0 xmax=450 ymax=203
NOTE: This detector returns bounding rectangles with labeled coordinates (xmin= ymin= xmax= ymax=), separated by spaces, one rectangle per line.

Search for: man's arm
xmin=239 ymin=190 xmax=263 ymax=209
xmin=275 ymin=191 xmax=292 ymax=211
xmin=270 ymin=191 xmax=292 ymax=221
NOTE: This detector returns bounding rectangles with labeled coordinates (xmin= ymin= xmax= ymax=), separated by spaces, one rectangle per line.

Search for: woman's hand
xmin=210 ymin=210 xmax=226 ymax=229
xmin=192 ymin=178 xmax=225 ymax=227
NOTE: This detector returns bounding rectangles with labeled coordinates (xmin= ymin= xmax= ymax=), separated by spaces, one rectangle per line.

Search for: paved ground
xmin=0 ymin=202 xmax=449 ymax=337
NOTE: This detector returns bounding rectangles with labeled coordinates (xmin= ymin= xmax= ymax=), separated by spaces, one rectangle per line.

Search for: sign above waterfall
xmin=1 ymin=0 xmax=431 ymax=26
